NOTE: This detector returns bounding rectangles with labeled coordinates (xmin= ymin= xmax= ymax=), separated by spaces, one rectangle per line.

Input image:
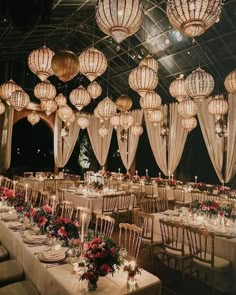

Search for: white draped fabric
xmin=168 ymin=103 xmax=188 ymax=174
xmin=0 ymin=107 xmax=14 ymax=172
xmin=144 ymin=106 xmax=168 ymax=176
xmin=197 ymin=98 xmax=224 ymax=182
xmin=117 ymin=109 xmax=143 ymax=172
xmin=54 ymin=114 xmax=80 ymax=168
xmin=87 ymin=116 xmax=113 ymax=167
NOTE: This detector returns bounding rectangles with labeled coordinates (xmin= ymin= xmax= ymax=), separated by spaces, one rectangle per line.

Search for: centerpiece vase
xmin=88 ymin=279 xmax=98 ymax=291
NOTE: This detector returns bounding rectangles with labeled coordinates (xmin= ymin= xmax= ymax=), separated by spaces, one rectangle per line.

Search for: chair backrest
xmin=119 ymin=223 xmax=143 ymax=261
xmin=173 ymin=188 xmax=185 ymax=203
xmin=95 ymin=214 xmax=115 ymax=238
xmin=38 ymin=191 xmax=49 ymax=207
xmin=102 ymin=195 xmax=118 ymax=214
xmin=159 ymin=218 xmax=187 ymax=256
xmin=44 ymin=179 xmax=56 ymax=192
xmin=133 ymin=191 xmax=145 ymax=209
xmin=144 ymin=183 xmax=154 ymax=196
xmin=56 ymin=189 xmax=65 ymax=204
xmin=156 ymin=197 xmax=168 ymax=212
xmin=191 ymin=190 xmax=206 ymax=203
xmin=133 ymin=210 xmax=154 ymax=244
xmin=117 ymin=192 xmax=132 ymax=212
xmin=30 ymin=189 xmax=39 ymax=206
xmin=75 ymin=206 xmax=91 ymax=232
xmin=61 ymin=200 xmax=74 ymax=219
xmin=140 ymin=197 xmax=157 ymax=213
xmin=186 ymin=225 xmax=215 ymax=268
xmin=158 ymin=186 xmax=167 ymax=199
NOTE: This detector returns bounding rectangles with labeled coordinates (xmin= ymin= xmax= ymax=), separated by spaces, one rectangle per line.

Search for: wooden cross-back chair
xmin=140 ymin=197 xmax=157 ymax=213
xmin=156 ymin=197 xmax=168 ymax=212
xmin=173 ymin=188 xmax=187 ymax=206
xmin=61 ymin=200 xmax=74 ymax=219
xmin=75 ymin=206 xmax=92 ymax=232
xmin=30 ymin=189 xmax=39 ymax=206
xmin=95 ymin=214 xmax=115 ymax=238
xmin=191 ymin=190 xmax=206 ymax=203
xmin=144 ymin=183 xmax=154 ymax=197
xmin=56 ymin=189 xmax=65 ymax=205
xmin=38 ymin=191 xmax=49 ymax=207
xmin=93 ymin=195 xmax=118 ymax=216
xmin=157 ymin=186 xmax=167 ymax=199
xmin=115 ymin=192 xmax=132 ymax=224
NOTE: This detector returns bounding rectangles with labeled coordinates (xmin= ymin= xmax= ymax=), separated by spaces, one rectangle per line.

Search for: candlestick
xmin=195 ymin=176 xmax=198 ymax=184
xmin=102 ymin=166 xmax=105 ymax=171
xmin=171 ymin=174 xmax=174 ymax=181
xmin=158 ymin=172 xmax=161 ymax=179
xmin=13 ymin=181 xmax=16 ymax=197
xmin=135 ymin=170 xmax=138 ymax=177
xmin=118 ymin=168 xmax=121 ymax=174
xmin=52 ymin=195 xmax=56 ymax=215
xmin=25 ymin=184 xmax=28 ymax=203
xmin=146 ymin=169 xmax=148 ymax=177
xmin=81 ymin=213 xmax=86 ymax=243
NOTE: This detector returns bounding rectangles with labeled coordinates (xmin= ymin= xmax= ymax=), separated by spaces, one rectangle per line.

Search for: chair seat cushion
xmin=165 ymin=242 xmax=190 ymax=257
xmin=193 ymin=252 xmax=231 ymax=270
xmin=0 ymin=260 xmax=24 ymax=286
xmin=0 ymin=281 xmax=39 ymax=295
xmin=0 ymin=245 xmax=8 ymax=262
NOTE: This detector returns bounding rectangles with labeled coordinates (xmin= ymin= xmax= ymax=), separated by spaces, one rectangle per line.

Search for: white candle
xmin=135 ymin=170 xmax=138 ymax=176
xmin=13 ymin=181 xmax=16 ymax=197
xmin=168 ymin=171 xmax=171 ymax=180
xmin=146 ymin=169 xmax=148 ymax=177
xmin=171 ymin=174 xmax=174 ymax=181
xmin=118 ymin=168 xmax=121 ymax=174
xmin=52 ymin=195 xmax=56 ymax=215
xmin=158 ymin=172 xmax=161 ymax=178
xmin=195 ymin=176 xmax=198 ymax=184
xmin=222 ymin=179 xmax=225 ymax=189
xmin=81 ymin=213 xmax=86 ymax=243
xmin=102 ymin=166 xmax=105 ymax=171
xmin=25 ymin=184 xmax=28 ymax=203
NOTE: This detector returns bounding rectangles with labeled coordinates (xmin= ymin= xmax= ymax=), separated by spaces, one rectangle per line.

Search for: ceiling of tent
xmin=0 ymin=0 xmax=235 ymax=112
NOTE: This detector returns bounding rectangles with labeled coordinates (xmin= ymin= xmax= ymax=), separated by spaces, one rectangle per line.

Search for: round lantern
xmin=51 ymin=50 xmax=80 ymax=82
xmin=182 ymin=117 xmax=197 ymax=132
xmin=0 ymin=100 xmax=5 ymax=115
xmin=115 ymin=95 xmax=133 ymax=112
xmin=131 ymin=123 xmax=143 ymax=136
xmin=34 ymin=80 xmax=56 ymax=101
xmin=208 ymin=95 xmax=229 ymax=120
xmin=178 ymin=97 xmax=198 ymax=118
xmin=28 ymin=46 xmax=55 ymax=81
xmin=129 ymin=66 xmax=158 ymax=97
xmin=27 ymin=111 xmax=40 ymax=125
xmin=77 ymin=115 xmax=89 ymax=129
xmin=96 ymin=0 xmax=144 ymax=43
xmin=140 ymin=91 xmax=162 ymax=112
xmin=0 ymin=80 xmax=21 ymax=101
xmin=79 ymin=48 xmax=107 ymax=82
xmin=57 ymin=105 xmax=73 ymax=122
xmin=167 ymin=0 xmax=224 ymax=37
xmin=110 ymin=114 xmax=120 ymax=130
xmin=55 ymin=93 xmax=67 ymax=107
xmin=43 ymin=100 xmax=57 ymax=116
xmin=10 ymin=90 xmax=30 ymax=111
xmin=224 ymin=69 xmax=236 ymax=94
xmin=139 ymin=55 xmax=158 ymax=73
xmin=185 ymin=68 xmax=214 ymax=101
xmin=87 ymin=82 xmax=102 ymax=99
xmin=169 ymin=74 xmax=187 ymax=102
xmin=119 ymin=112 xmax=134 ymax=130
xmin=148 ymin=109 xmax=164 ymax=126
xmin=69 ymin=86 xmax=91 ymax=111
xmin=98 ymin=126 xmax=108 ymax=138
xmin=97 ymin=97 xmax=117 ymax=120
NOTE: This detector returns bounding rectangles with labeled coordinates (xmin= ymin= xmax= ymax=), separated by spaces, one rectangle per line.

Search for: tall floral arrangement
xmin=31 ymin=205 xmax=54 ymax=233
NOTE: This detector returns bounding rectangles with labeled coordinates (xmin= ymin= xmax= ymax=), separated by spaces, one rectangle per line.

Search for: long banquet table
xmin=0 ymin=216 xmax=161 ymax=295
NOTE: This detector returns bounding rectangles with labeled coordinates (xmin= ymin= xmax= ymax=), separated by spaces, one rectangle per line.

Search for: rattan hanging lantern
xmin=119 ymin=112 xmax=134 ymax=130
xmin=182 ymin=117 xmax=197 ymax=132
xmin=129 ymin=66 xmax=158 ymax=97
xmin=169 ymin=74 xmax=187 ymax=102
xmin=98 ymin=125 xmax=108 ymax=138
xmin=208 ymin=95 xmax=229 ymax=120
xmin=139 ymin=55 xmax=158 ymax=73
xmin=57 ymin=105 xmax=73 ymax=122
xmin=77 ymin=114 xmax=89 ymax=129
xmin=10 ymin=90 xmax=30 ymax=111
xmin=0 ymin=80 xmax=22 ymax=102
xmin=69 ymin=86 xmax=91 ymax=111
xmin=140 ymin=91 xmax=162 ymax=112
xmin=79 ymin=48 xmax=107 ymax=82
xmin=224 ymin=69 xmax=236 ymax=94
xmin=115 ymin=95 xmax=133 ymax=112
xmin=43 ymin=100 xmax=58 ymax=116
xmin=97 ymin=97 xmax=117 ymax=120
xmin=27 ymin=111 xmax=40 ymax=125
xmin=55 ymin=93 xmax=67 ymax=107
xmin=96 ymin=0 xmax=144 ymax=43
xmin=185 ymin=67 xmax=214 ymax=101
xmin=110 ymin=114 xmax=120 ymax=130
xmin=65 ymin=112 xmax=76 ymax=128
xmin=28 ymin=46 xmax=55 ymax=81
xmin=87 ymin=82 xmax=102 ymax=99
xmin=34 ymin=80 xmax=56 ymax=101
xmin=131 ymin=123 xmax=143 ymax=136
xmin=148 ymin=109 xmax=164 ymax=126
xmin=166 ymin=0 xmax=224 ymax=38
xmin=178 ymin=97 xmax=198 ymax=118
xmin=0 ymin=100 xmax=5 ymax=115
xmin=51 ymin=50 xmax=80 ymax=82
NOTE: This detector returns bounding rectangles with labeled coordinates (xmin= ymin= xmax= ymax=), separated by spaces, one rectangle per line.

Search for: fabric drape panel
xmin=87 ymin=116 xmax=113 ymax=167
xmin=144 ymin=106 xmax=168 ymax=176
xmin=197 ymin=98 xmax=224 ymax=181
xmin=168 ymin=103 xmax=188 ymax=174
xmin=0 ymin=107 xmax=14 ymax=172
xmin=54 ymin=114 xmax=80 ymax=168
xmin=117 ymin=110 xmax=143 ymax=171
xmin=225 ymin=94 xmax=236 ymax=183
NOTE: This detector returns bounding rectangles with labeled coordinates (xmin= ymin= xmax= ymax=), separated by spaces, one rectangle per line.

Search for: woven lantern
xmin=97 ymin=97 xmax=117 ymax=120
xmin=0 ymin=100 xmax=5 ymax=115
xmin=139 ymin=55 xmax=158 ymax=73
xmin=79 ymin=48 xmax=107 ymax=82
xmin=96 ymin=0 xmax=144 ymax=43
xmin=77 ymin=115 xmax=89 ymax=129
xmin=119 ymin=112 xmax=134 ymax=130
xmin=51 ymin=50 xmax=79 ymax=82
xmin=169 ymin=74 xmax=187 ymax=102
xmin=57 ymin=105 xmax=73 ymax=122
xmin=34 ymin=80 xmax=56 ymax=101
xmin=27 ymin=111 xmax=40 ymax=126
xmin=131 ymin=123 xmax=143 ymax=136
xmin=94 ymin=106 xmax=104 ymax=124
xmin=0 ymin=79 xmax=21 ymax=101
xmin=28 ymin=46 xmax=55 ymax=81
xmin=178 ymin=97 xmax=198 ymax=118
xmin=115 ymin=95 xmax=133 ymax=112
xmin=129 ymin=66 xmax=158 ymax=97
xmin=110 ymin=114 xmax=120 ymax=130
xmin=167 ymin=0 xmax=224 ymax=37
xmin=140 ymin=91 xmax=162 ymax=112
xmin=182 ymin=117 xmax=197 ymax=132
xmin=224 ymin=69 xmax=236 ymax=94
xmin=69 ymin=86 xmax=91 ymax=111
xmin=185 ymin=68 xmax=214 ymax=101
xmin=65 ymin=113 xmax=76 ymax=128
xmin=55 ymin=93 xmax=67 ymax=107
xmin=208 ymin=95 xmax=229 ymax=120
xmin=10 ymin=90 xmax=30 ymax=111
xmin=43 ymin=100 xmax=57 ymax=116
xmin=148 ymin=109 xmax=164 ymax=126
xmin=98 ymin=126 xmax=108 ymax=138
xmin=87 ymin=82 xmax=102 ymax=99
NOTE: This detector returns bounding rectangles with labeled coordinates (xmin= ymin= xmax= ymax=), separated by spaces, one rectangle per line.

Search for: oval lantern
xmin=77 ymin=115 xmax=89 ymax=129
xmin=34 ymin=80 xmax=56 ymax=101
xmin=140 ymin=91 xmax=162 ymax=112
xmin=139 ymin=55 xmax=158 ymax=73
xmin=87 ymin=81 xmax=102 ymax=99
xmin=0 ymin=100 xmax=5 ymax=115
xmin=10 ymin=90 xmax=30 ymax=111
xmin=27 ymin=111 xmax=40 ymax=126
xmin=178 ymin=97 xmax=198 ymax=118
xmin=224 ymin=69 xmax=236 ymax=94
xmin=182 ymin=117 xmax=197 ymax=132
xmin=169 ymin=74 xmax=187 ymax=102
xmin=69 ymin=85 xmax=91 ymax=111
xmin=57 ymin=105 xmax=73 ymax=122
xmin=55 ymin=93 xmax=67 ymax=107
xmin=98 ymin=126 xmax=108 ymax=138
xmin=131 ymin=123 xmax=143 ymax=136
xmin=0 ymin=79 xmax=22 ymax=101
xmin=115 ymin=95 xmax=133 ymax=112
xmin=148 ymin=109 xmax=164 ymax=126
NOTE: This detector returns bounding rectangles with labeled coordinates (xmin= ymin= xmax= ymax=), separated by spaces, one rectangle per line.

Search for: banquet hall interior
xmin=0 ymin=0 xmax=236 ymax=294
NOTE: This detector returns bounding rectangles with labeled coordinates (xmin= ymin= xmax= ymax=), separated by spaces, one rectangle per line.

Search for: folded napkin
xmin=0 ymin=214 xmax=18 ymax=221
xmin=23 ymin=234 xmax=48 ymax=245
xmin=163 ymin=210 xmax=179 ymax=216
xmin=39 ymin=249 xmax=66 ymax=261
xmin=0 ymin=207 xmax=10 ymax=213
xmin=7 ymin=222 xmax=22 ymax=229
